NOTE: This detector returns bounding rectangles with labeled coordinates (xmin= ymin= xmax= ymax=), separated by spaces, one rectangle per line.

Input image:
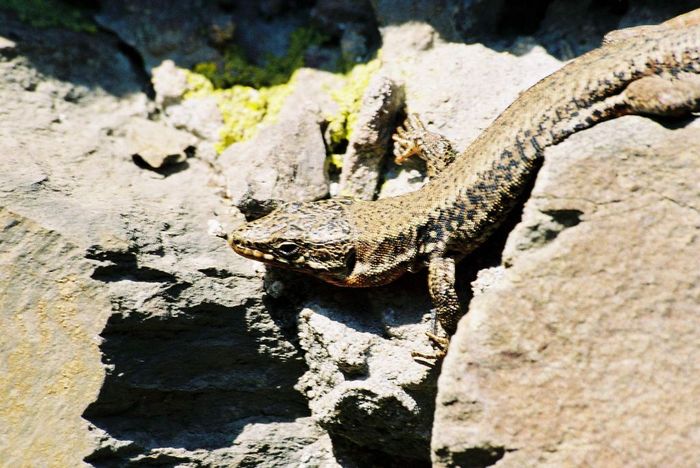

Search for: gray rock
xmin=95 ymin=0 xmax=226 ymax=70
xmin=151 ymin=59 xmax=188 ymax=108
xmin=119 ymin=117 xmax=196 ymax=169
xmin=151 ymin=60 xmax=224 ymax=143
xmin=433 ymin=117 xmax=700 ymax=467
xmin=5 ymin=3 xmax=700 ymax=467
xmin=295 ymin=292 xmax=439 ymax=459
xmin=338 ymin=75 xmax=404 ymax=200
xmin=0 ymin=14 xmax=335 ymax=466
xmin=312 ymin=0 xmax=378 ymax=38
xmin=218 ymin=69 xmax=340 ymax=218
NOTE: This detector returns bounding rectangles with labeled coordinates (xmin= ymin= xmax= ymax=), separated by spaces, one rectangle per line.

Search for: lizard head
xmin=227 ymin=199 xmax=357 ymax=285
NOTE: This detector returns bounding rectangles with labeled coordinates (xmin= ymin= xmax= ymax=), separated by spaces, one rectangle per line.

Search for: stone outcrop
xmin=433 ymin=116 xmax=700 ymax=467
xmin=2 ymin=2 xmax=699 ymax=467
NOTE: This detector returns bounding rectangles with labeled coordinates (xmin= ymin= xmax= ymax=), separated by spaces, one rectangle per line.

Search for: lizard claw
xmin=411 ymin=331 xmax=450 ymax=361
xmin=392 ymin=113 xmax=426 ymax=165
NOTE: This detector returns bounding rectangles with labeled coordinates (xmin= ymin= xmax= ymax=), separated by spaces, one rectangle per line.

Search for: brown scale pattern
xmin=348 ymin=21 xmax=700 ymax=285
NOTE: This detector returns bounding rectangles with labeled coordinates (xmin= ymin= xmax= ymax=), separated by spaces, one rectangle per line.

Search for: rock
xmin=5 ymin=3 xmax=700 ymax=467
xmin=433 ymin=117 xmax=700 ymax=467
xmin=0 ymin=13 xmax=335 ymax=466
xmin=312 ymin=0 xmax=378 ymax=38
xmin=218 ymin=70 xmax=338 ymax=218
xmin=119 ymin=117 xmax=196 ymax=170
xmin=295 ymin=290 xmax=440 ymax=460
xmin=162 ymin=96 xmax=224 ymax=143
xmin=95 ymin=0 xmax=227 ymax=70
xmin=338 ymin=75 xmax=404 ymax=200
xmin=151 ymin=60 xmax=224 ymax=142
xmin=450 ymin=0 xmax=507 ymax=42
xmin=151 ymin=60 xmax=188 ymax=108
xmin=0 ymin=35 xmax=17 ymax=58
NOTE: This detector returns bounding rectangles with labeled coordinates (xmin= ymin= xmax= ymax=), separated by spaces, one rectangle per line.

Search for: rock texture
xmin=218 ymin=69 xmax=341 ymax=218
xmin=0 ymin=12 xmax=324 ymax=467
xmin=338 ymin=75 xmax=404 ymax=199
xmin=433 ymin=117 xmax=700 ymax=467
xmin=95 ymin=0 xmax=228 ymax=70
xmin=2 ymin=1 xmax=700 ymax=467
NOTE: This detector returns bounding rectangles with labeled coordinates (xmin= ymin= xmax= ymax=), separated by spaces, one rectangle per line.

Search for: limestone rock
xmin=0 ymin=12 xmax=334 ymax=466
xmin=295 ymin=290 xmax=439 ymax=461
xmin=95 ymin=0 xmax=226 ymax=70
xmin=4 ymin=2 xmax=700 ymax=467
xmin=433 ymin=117 xmax=700 ymax=467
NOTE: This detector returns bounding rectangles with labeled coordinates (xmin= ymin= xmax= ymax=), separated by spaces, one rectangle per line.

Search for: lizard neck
xmin=344 ymin=193 xmax=429 ymax=286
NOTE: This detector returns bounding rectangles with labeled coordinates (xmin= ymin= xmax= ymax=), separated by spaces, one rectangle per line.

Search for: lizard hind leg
xmin=392 ymin=113 xmax=459 ymax=178
xmin=624 ymin=73 xmax=700 ymax=117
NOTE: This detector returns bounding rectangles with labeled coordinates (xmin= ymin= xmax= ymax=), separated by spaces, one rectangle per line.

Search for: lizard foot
xmin=392 ymin=113 xmax=426 ymax=164
xmin=391 ymin=114 xmax=458 ymax=177
xmin=411 ymin=331 xmax=450 ymax=360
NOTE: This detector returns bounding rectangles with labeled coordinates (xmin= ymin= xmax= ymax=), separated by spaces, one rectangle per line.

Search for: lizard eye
xmin=277 ymin=242 xmax=300 ymax=258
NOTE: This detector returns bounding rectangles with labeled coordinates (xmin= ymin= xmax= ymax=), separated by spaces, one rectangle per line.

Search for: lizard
xmin=224 ymin=9 xmax=700 ymax=359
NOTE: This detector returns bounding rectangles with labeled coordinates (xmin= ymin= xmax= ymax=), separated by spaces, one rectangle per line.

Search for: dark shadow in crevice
xmin=0 ymin=9 xmax=151 ymax=98
xmin=82 ymin=300 xmax=310 ymax=464
xmin=113 ymin=36 xmax=155 ymax=99
xmin=648 ymin=113 xmax=700 ymax=130
xmin=448 ymin=445 xmax=508 ymax=468
xmin=86 ymin=249 xmax=175 ymax=284
xmin=409 ymin=0 xmax=700 ymax=59
xmin=131 ymin=155 xmax=192 ymax=178
xmin=330 ymin=433 xmax=432 ymax=468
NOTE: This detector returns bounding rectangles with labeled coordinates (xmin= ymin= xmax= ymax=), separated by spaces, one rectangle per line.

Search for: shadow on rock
xmin=0 ymin=11 xmax=151 ymax=98
xmin=82 ymin=300 xmax=310 ymax=461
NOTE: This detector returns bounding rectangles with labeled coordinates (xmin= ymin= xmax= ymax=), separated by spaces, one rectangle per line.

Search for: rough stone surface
xmin=151 ymin=60 xmax=225 ymax=143
xmin=295 ymin=288 xmax=440 ymax=461
xmin=119 ymin=117 xmax=196 ymax=169
xmin=95 ymin=0 xmax=227 ymax=70
xmin=3 ymin=2 xmax=700 ymax=467
xmin=338 ymin=75 xmax=404 ymax=200
xmin=0 ymin=12 xmax=328 ymax=467
xmin=218 ymin=69 xmax=340 ymax=219
xmin=433 ymin=117 xmax=700 ymax=467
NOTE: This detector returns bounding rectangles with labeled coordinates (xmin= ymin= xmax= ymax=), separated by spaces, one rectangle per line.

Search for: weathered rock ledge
xmin=1 ymin=1 xmax=699 ymax=467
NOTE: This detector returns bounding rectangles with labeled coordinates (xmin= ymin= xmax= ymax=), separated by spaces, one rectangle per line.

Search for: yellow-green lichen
xmin=325 ymin=56 xmax=382 ymax=166
xmin=185 ymin=69 xmax=297 ymax=153
xmin=0 ymin=0 xmax=97 ymax=33
xmin=186 ymin=27 xmax=328 ymax=153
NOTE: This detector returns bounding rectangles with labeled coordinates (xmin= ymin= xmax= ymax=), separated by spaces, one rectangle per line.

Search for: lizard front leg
xmin=392 ymin=114 xmax=459 ymax=178
xmin=411 ymin=255 xmax=461 ymax=360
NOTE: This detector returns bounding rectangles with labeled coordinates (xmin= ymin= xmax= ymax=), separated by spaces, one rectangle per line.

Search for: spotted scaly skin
xmin=228 ymin=10 xmax=700 ymax=359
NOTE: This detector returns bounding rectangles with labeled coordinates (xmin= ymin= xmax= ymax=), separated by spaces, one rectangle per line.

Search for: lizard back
xmin=347 ymin=23 xmax=700 ymax=280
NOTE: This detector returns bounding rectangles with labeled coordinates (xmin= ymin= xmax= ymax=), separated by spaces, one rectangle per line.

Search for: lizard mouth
xmin=230 ymin=243 xmax=277 ymax=262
